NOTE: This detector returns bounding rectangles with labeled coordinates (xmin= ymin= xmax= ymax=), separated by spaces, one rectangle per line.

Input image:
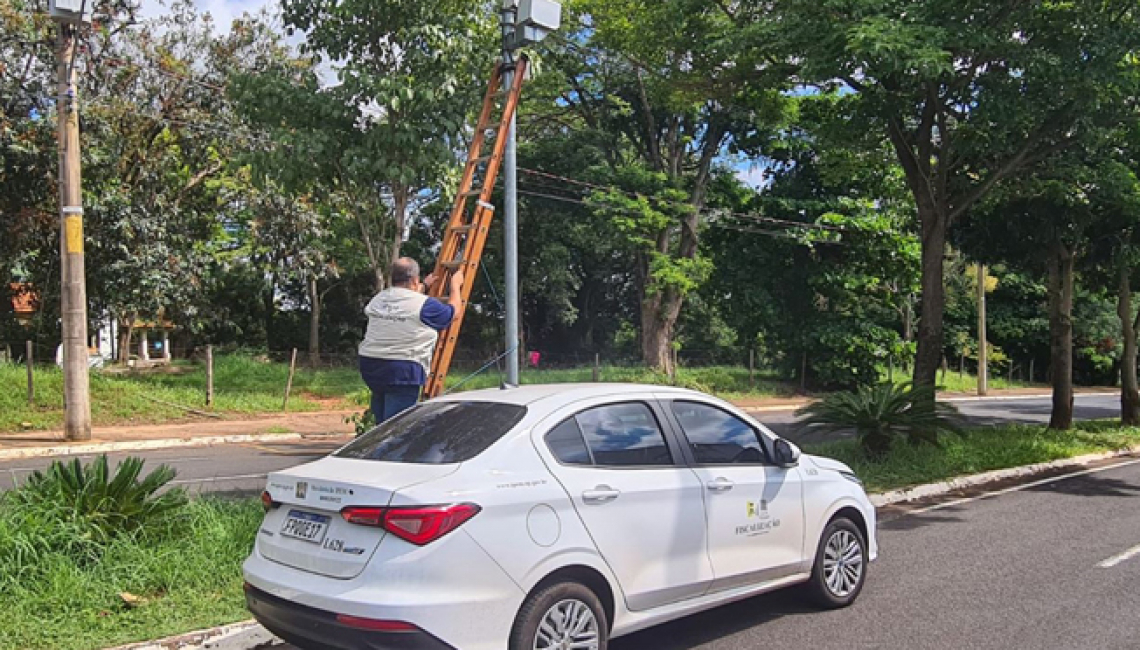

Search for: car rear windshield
xmin=334 ymin=402 xmax=528 ymax=464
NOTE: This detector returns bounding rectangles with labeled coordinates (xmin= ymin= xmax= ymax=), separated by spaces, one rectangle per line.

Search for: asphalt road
xmin=0 ymin=393 xmax=1122 ymax=494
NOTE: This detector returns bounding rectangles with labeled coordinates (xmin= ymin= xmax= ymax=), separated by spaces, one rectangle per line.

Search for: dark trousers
xmin=369 ymin=385 xmax=421 ymax=424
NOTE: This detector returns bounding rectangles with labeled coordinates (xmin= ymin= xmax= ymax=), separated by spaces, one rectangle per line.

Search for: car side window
xmin=574 ymin=402 xmax=673 ymax=467
xmin=671 ymin=401 xmax=768 ymax=465
xmin=545 ymin=418 xmax=592 ymax=465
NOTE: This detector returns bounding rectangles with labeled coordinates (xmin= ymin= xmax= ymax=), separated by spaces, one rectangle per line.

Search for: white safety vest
xmin=358 ymin=288 xmax=438 ymax=373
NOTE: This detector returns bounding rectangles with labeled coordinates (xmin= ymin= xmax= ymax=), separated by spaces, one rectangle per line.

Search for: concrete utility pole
xmin=501 ymin=1 xmax=521 ymax=386
xmin=51 ymin=1 xmax=93 ymax=440
xmin=977 ymin=264 xmax=988 ymax=396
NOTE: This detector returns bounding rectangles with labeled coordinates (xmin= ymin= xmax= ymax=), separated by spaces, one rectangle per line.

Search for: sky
xmin=139 ymin=0 xmax=274 ymax=32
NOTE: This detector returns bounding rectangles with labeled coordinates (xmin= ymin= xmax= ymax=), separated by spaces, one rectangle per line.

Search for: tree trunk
xmin=913 ymin=208 xmax=948 ymax=389
xmin=117 ymin=316 xmax=135 ymax=365
xmin=1047 ymin=247 xmax=1075 ymax=430
xmin=1118 ymin=265 xmax=1140 ymax=425
xmin=641 ymin=288 xmax=680 ymax=375
xmin=264 ymin=272 xmax=276 ymax=348
xmin=391 ymin=184 xmax=409 ymax=270
xmin=307 ymin=275 xmax=321 ymax=367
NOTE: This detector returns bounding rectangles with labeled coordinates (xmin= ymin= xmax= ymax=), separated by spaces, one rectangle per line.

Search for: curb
xmin=739 ymin=390 xmax=1117 ymax=414
xmin=869 ymin=443 xmax=1140 ymax=507
xmin=102 ymin=445 xmax=1140 ymax=650
xmin=105 ymin=621 xmax=278 ymax=650
xmin=0 ymin=431 xmax=350 ymax=461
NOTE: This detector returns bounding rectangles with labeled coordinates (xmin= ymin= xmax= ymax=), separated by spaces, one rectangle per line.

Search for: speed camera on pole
xmin=49 ymin=0 xmax=92 ymax=24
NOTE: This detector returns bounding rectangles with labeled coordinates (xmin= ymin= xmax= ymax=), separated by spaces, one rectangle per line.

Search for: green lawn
xmin=0 ymin=356 xmax=368 ymax=432
xmin=0 ymin=354 xmax=1055 ymax=433
xmin=805 ymin=420 xmax=1140 ymax=493
xmin=881 ymin=365 xmax=1040 ymax=393
xmin=0 ymin=358 xmax=792 ymax=432
xmin=443 ymin=364 xmax=793 ymax=399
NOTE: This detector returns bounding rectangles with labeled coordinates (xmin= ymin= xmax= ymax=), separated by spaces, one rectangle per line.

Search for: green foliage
xmin=0 ymin=497 xmax=261 ymax=650
xmin=10 ymin=456 xmax=187 ymax=555
xmin=346 ymin=408 xmax=376 ymax=437
xmin=796 ymin=383 xmax=963 ymax=457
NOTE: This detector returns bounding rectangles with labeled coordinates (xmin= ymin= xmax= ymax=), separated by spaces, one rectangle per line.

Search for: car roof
xmin=432 ymin=382 xmax=705 ymax=407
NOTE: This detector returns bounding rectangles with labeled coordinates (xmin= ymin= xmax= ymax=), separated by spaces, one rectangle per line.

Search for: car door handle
xmin=706 ymin=478 xmax=735 ymax=493
xmin=582 ymin=486 xmax=621 ymax=504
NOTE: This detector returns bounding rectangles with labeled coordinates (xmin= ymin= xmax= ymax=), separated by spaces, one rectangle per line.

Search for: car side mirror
xmin=773 ymin=439 xmax=801 ymax=468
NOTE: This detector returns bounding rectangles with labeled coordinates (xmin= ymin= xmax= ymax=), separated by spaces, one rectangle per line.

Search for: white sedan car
xmin=243 ymin=384 xmax=877 ymax=650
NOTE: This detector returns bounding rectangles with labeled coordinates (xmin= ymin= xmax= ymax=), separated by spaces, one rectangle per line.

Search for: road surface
xmin=0 ymin=392 xmax=1122 ymax=494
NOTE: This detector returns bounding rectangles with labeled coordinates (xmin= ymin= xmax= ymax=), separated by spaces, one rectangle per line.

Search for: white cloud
xmin=139 ymin=0 xmax=274 ymax=33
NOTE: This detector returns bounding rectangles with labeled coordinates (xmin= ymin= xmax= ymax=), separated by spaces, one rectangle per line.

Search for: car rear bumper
xmin=246 ymin=583 xmax=455 ymax=650
xmin=242 ymin=529 xmax=524 ymax=650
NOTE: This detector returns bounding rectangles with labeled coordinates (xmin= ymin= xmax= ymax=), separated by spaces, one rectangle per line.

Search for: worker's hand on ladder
xmin=449 ymin=270 xmax=465 ymax=294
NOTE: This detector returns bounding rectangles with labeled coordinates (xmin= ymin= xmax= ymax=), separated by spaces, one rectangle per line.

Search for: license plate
xmin=280 ymin=510 xmax=330 ymax=544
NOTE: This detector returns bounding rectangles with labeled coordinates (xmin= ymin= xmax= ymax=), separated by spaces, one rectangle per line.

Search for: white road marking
xmin=1098 ymin=543 xmax=1140 ymax=569
xmin=907 ymin=456 xmax=1140 ymax=515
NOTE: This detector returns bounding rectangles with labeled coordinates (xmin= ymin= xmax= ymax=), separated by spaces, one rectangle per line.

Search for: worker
xmin=359 ymin=257 xmax=464 ymax=424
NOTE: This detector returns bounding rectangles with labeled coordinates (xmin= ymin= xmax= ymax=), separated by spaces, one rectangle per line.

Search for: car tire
xmin=803 ymin=517 xmax=867 ymax=609
xmin=510 ymin=580 xmax=608 ymax=650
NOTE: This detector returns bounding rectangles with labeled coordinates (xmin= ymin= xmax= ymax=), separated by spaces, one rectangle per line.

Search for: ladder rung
xmin=441 ymin=259 xmax=465 ymax=270
xmin=460 ymin=189 xmax=483 ymax=198
xmin=448 ymin=225 xmax=475 ymax=234
xmin=469 ymin=154 xmax=494 ymax=166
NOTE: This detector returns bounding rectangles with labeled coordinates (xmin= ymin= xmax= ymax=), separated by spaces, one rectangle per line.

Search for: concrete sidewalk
xmin=0 ymin=410 xmax=356 ymax=460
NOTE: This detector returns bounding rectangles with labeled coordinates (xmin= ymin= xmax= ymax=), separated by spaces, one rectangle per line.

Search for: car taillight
xmin=339 ymin=504 xmax=481 ymax=546
xmin=341 ymin=506 xmax=385 ymax=527
xmin=335 ymin=614 xmax=419 ymax=632
xmin=260 ymin=491 xmax=278 ymax=511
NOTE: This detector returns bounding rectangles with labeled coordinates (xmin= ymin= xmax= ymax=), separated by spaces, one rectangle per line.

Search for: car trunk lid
xmin=257 ymin=457 xmax=458 ymax=579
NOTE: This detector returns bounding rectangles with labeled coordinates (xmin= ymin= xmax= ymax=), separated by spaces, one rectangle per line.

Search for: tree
xmin=531 ymin=0 xmax=792 ymax=372
xmin=234 ymin=0 xmax=496 ymax=292
xmin=964 ymin=157 xmax=1129 ymax=429
xmin=770 ymin=0 xmax=1140 ymax=392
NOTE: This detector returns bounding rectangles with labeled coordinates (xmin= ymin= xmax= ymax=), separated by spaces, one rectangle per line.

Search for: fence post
xmin=282 ymin=348 xmax=298 ymax=411
xmin=26 ymin=340 xmax=34 ymax=406
xmin=1029 ymin=358 xmax=1035 ymax=384
xmin=592 ymin=353 xmax=600 ymax=382
xmin=206 ymin=345 xmax=215 ymax=407
xmin=888 ymin=353 xmax=894 ymax=383
xmin=749 ymin=349 xmax=755 ymax=390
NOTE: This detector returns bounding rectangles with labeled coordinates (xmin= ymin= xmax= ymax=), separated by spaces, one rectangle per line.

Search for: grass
xmin=443 ymin=364 xmax=793 ymax=399
xmin=0 ymin=497 xmax=262 ymax=650
xmin=805 ymin=420 xmax=1140 ymax=493
xmin=0 ymin=353 xmax=1063 ymax=433
xmin=881 ymin=365 xmax=1039 ymax=393
xmin=0 ymin=356 xmax=368 ymax=432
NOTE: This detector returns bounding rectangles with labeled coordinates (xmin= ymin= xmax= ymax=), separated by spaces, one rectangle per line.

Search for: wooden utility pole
xmin=57 ymin=22 xmax=91 ymax=440
xmin=977 ymin=264 xmax=988 ymax=396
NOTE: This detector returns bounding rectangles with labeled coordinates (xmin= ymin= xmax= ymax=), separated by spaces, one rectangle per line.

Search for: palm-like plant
xmin=17 ymin=455 xmax=187 ymax=544
xmin=796 ymin=383 xmax=964 ymax=457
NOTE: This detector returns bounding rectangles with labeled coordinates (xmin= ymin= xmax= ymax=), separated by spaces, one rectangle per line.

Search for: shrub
xmin=795 ymin=382 xmax=964 ymax=457
xmin=11 ymin=455 xmax=187 ymax=549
